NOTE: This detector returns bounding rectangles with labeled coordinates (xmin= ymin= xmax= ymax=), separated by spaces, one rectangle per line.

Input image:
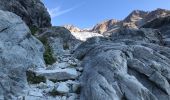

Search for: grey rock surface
xmin=1 ymin=1 xmax=170 ymax=99
xmin=56 ymin=82 xmax=70 ymax=94
xmin=0 ymin=10 xmax=45 ymax=100
xmin=0 ymin=0 xmax=51 ymax=28
xmin=37 ymin=26 xmax=81 ymax=58
xmin=74 ymin=25 xmax=170 ymax=100
xmin=36 ymin=68 xmax=78 ymax=81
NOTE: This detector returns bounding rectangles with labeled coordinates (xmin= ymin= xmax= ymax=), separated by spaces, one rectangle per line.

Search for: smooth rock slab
xmin=28 ymin=91 xmax=43 ymax=97
xmin=36 ymin=68 xmax=78 ymax=81
xmin=52 ymin=62 xmax=70 ymax=69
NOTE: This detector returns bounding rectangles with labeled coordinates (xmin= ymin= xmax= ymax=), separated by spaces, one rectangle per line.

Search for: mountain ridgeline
xmin=0 ymin=0 xmax=170 ymax=100
xmin=64 ymin=8 xmax=170 ymax=35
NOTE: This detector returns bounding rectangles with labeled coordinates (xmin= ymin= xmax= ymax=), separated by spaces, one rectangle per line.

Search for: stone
xmin=56 ymin=83 xmax=70 ymax=94
xmin=72 ymin=82 xmax=81 ymax=93
xmin=36 ymin=68 xmax=79 ymax=81
xmin=37 ymin=82 xmax=48 ymax=89
xmin=68 ymin=60 xmax=77 ymax=66
xmin=67 ymin=94 xmax=78 ymax=100
xmin=46 ymin=80 xmax=55 ymax=87
xmin=17 ymin=96 xmax=24 ymax=100
xmin=53 ymin=62 xmax=70 ymax=69
xmin=24 ymin=96 xmax=41 ymax=100
xmin=28 ymin=91 xmax=43 ymax=97
xmin=65 ymin=80 xmax=80 ymax=93
xmin=62 ymin=96 xmax=67 ymax=100
xmin=76 ymin=67 xmax=83 ymax=72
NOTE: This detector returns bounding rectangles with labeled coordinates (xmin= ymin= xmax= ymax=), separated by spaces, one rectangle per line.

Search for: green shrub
xmin=26 ymin=70 xmax=46 ymax=84
xmin=30 ymin=26 xmax=39 ymax=35
xmin=39 ymin=37 xmax=56 ymax=65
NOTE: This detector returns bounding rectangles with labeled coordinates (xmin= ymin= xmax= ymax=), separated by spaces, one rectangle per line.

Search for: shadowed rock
xmin=0 ymin=0 xmax=51 ymax=28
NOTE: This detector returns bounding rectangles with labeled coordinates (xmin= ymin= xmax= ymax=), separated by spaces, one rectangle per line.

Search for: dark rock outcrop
xmin=144 ymin=8 xmax=170 ymax=23
xmin=0 ymin=0 xmax=51 ymax=28
xmin=142 ymin=15 xmax=170 ymax=47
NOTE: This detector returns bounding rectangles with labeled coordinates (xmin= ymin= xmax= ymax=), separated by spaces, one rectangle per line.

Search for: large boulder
xmin=0 ymin=0 xmax=51 ymax=28
xmin=0 ymin=10 xmax=45 ymax=100
xmin=73 ymin=28 xmax=170 ymax=99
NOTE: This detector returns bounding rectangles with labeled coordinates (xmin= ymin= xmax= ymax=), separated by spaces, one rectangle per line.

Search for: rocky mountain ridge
xmin=64 ymin=8 xmax=170 ymax=36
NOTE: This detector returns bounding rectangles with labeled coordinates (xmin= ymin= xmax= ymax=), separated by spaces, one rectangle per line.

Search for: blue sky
xmin=42 ymin=0 xmax=170 ymax=28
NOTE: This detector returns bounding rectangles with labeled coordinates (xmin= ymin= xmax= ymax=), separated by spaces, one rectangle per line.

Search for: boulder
xmin=74 ymin=35 xmax=170 ymax=100
xmin=28 ymin=91 xmax=43 ymax=97
xmin=36 ymin=68 xmax=79 ymax=81
xmin=0 ymin=10 xmax=45 ymax=100
xmin=56 ymin=83 xmax=70 ymax=94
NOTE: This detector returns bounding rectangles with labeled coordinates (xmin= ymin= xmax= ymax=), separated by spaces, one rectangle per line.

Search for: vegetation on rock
xmin=26 ymin=70 xmax=46 ymax=84
xmin=30 ymin=26 xmax=39 ymax=35
xmin=39 ymin=37 xmax=56 ymax=65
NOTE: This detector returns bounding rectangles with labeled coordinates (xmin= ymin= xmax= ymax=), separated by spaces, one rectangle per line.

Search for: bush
xmin=26 ymin=70 xmax=46 ymax=84
xmin=39 ymin=37 xmax=56 ymax=65
xmin=30 ymin=26 xmax=39 ymax=35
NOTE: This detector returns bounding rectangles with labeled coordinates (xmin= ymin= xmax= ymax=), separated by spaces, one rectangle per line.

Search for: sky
xmin=42 ymin=0 xmax=170 ymax=28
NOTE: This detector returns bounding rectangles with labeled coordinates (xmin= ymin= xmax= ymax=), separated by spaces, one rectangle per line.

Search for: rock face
xmin=0 ymin=0 xmax=51 ymax=28
xmin=124 ymin=10 xmax=148 ymax=23
xmin=37 ymin=26 xmax=81 ymax=58
xmin=91 ymin=19 xmax=120 ymax=34
xmin=73 ymin=16 xmax=170 ymax=100
xmin=0 ymin=10 xmax=45 ymax=100
xmin=142 ymin=16 xmax=170 ymax=46
xmin=64 ymin=25 xmax=81 ymax=33
xmin=144 ymin=8 xmax=170 ymax=23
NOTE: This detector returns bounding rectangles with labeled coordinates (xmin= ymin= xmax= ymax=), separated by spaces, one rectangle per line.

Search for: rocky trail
xmin=24 ymin=51 xmax=82 ymax=100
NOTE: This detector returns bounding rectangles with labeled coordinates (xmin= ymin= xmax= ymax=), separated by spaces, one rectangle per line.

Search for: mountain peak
xmin=124 ymin=10 xmax=148 ymax=22
xmin=91 ymin=19 xmax=120 ymax=33
xmin=63 ymin=24 xmax=81 ymax=32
